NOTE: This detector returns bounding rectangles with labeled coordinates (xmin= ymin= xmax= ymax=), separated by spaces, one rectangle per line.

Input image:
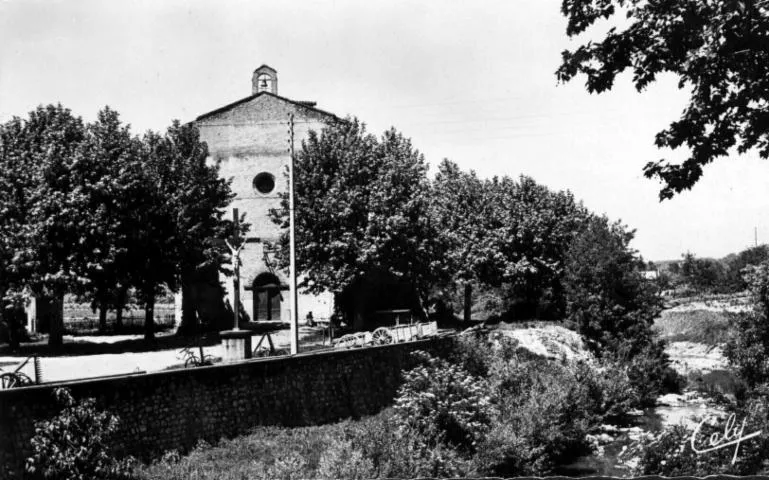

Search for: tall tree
xmin=0 ymin=116 xmax=36 ymax=349
xmin=159 ymin=121 xmax=235 ymax=335
xmin=131 ymin=122 xmax=235 ymax=340
xmin=128 ymin=131 xmax=179 ymax=341
xmin=493 ymin=176 xmax=590 ymax=319
xmin=557 ymin=0 xmax=769 ymax=199
xmin=1 ymin=105 xmax=88 ymax=347
xmin=429 ymin=159 xmax=499 ymax=321
xmin=68 ymin=107 xmax=141 ymax=332
xmin=270 ymin=118 xmax=439 ymax=327
xmin=563 ymin=215 xmax=661 ymax=355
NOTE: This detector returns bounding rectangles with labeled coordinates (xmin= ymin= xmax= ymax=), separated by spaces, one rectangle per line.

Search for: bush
xmin=632 ymin=407 xmax=769 ymax=476
xmin=26 ymin=388 xmax=134 ymax=480
xmin=612 ymin=339 xmax=676 ymax=407
xmin=725 ymin=263 xmax=769 ymax=391
xmin=343 ymin=409 xmax=475 ymax=478
xmin=484 ymin=360 xmax=596 ymax=476
xmin=393 ymin=351 xmax=493 ymax=453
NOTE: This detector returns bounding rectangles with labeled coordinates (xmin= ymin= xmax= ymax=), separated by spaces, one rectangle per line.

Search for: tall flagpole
xmin=288 ymin=113 xmax=299 ymax=354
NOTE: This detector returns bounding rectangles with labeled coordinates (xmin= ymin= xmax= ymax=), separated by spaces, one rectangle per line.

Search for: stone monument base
xmin=220 ymin=330 xmax=253 ymax=363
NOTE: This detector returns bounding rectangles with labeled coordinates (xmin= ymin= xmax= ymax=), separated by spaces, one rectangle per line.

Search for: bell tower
xmin=252 ymin=65 xmax=278 ymax=95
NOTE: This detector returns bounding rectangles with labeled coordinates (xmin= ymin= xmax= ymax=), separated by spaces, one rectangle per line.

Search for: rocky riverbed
xmin=565 ymin=339 xmax=732 ymax=476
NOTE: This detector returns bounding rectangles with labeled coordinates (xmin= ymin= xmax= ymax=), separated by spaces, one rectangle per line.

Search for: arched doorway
xmin=252 ymin=273 xmax=284 ymax=321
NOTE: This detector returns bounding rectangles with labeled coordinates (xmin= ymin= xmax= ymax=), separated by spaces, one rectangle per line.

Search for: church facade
xmin=193 ymin=65 xmax=338 ymax=324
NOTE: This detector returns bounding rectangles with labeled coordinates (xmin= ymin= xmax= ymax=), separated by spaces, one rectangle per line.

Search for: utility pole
xmin=756 ymin=226 xmax=758 ymax=248
xmin=288 ymin=114 xmax=299 ymax=355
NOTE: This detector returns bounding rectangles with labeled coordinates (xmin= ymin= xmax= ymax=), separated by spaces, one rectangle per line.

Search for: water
xmin=558 ymin=397 xmax=725 ymax=476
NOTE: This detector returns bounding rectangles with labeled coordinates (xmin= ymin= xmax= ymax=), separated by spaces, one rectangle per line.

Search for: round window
xmin=253 ymin=172 xmax=275 ymax=194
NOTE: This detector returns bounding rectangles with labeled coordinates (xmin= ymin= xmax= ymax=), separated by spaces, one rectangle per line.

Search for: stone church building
xmin=192 ymin=65 xmax=338 ymax=324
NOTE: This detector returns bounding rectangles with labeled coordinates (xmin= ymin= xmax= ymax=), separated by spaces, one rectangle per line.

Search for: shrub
xmin=478 ymin=356 xmax=598 ymax=476
xmin=632 ymin=413 xmax=769 ymax=476
xmin=393 ymin=351 xmax=493 ymax=454
xmin=341 ymin=409 xmax=476 ymax=479
xmin=725 ymin=310 xmax=769 ymax=389
xmin=26 ymin=388 xmax=134 ymax=480
xmin=725 ymin=263 xmax=769 ymax=391
xmin=316 ymin=440 xmax=374 ymax=480
xmin=573 ymin=360 xmax=638 ymax=420
xmin=613 ymin=339 xmax=676 ymax=407
xmin=628 ymin=396 xmax=769 ymax=476
xmin=448 ymin=330 xmax=520 ymax=378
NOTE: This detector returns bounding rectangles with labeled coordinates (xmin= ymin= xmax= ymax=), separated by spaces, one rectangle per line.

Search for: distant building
xmin=641 ymin=270 xmax=659 ymax=280
xmin=191 ymin=65 xmax=339 ymax=324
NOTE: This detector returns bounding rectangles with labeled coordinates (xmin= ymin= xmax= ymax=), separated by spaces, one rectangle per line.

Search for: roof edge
xmin=195 ymin=91 xmax=341 ymax=123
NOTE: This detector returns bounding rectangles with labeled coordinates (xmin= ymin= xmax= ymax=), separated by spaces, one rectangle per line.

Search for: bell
xmin=260 ymin=79 xmax=268 ymax=89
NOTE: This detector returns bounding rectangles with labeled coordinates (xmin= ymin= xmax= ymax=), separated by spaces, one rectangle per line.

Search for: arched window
xmin=253 ymin=273 xmax=283 ymax=321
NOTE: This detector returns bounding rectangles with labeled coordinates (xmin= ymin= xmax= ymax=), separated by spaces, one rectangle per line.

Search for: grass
xmin=135 ymin=417 xmax=365 ymax=480
xmin=687 ymin=368 xmax=747 ymax=400
xmin=653 ymin=309 xmax=735 ymax=346
xmin=63 ymin=303 xmax=176 ymax=335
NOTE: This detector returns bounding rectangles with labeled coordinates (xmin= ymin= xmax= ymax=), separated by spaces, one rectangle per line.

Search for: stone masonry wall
xmin=0 ymin=336 xmax=454 ymax=472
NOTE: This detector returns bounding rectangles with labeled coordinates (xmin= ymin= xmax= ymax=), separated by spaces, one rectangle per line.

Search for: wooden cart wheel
xmin=354 ymin=332 xmax=370 ymax=346
xmin=254 ymin=347 xmax=271 ymax=357
xmin=335 ymin=334 xmax=358 ymax=348
xmin=372 ymin=327 xmax=394 ymax=345
xmin=0 ymin=372 xmax=31 ymax=389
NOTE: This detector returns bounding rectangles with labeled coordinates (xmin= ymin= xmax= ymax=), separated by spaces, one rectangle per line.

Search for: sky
xmin=2 ymin=0 xmax=769 ymax=261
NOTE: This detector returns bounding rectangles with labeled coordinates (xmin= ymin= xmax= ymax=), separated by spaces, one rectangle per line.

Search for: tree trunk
xmin=178 ymin=281 xmax=198 ymax=336
xmin=463 ymin=283 xmax=472 ymax=322
xmin=3 ymin=307 xmax=21 ymax=351
xmin=48 ymin=294 xmax=64 ymax=348
xmin=144 ymin=295 xmax=155 ymax=342
xmin=115 ymin=286 xmax=127 ymax=331
xmin=98 ymin=302 xmax=108 ymax=332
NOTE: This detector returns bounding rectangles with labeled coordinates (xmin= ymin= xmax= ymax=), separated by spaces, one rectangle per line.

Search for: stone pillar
xmin=220 ymin=330 xmax=253 ymax=363
xmin=25 ymin=296 xmax=37 ymax=334
xmin=24 ymin=294 xmax=63 ymax=334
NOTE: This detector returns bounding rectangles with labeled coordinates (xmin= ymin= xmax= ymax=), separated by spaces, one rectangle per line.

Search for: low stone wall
xmin=0 ymin=336 xmax=454 ymax=472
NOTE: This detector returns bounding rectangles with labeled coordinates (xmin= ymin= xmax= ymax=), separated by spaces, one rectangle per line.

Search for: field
xmin=63 ymin=303 xmax=176 ymax=334
xmin=653 ymin=308 xmax=735 ymax=346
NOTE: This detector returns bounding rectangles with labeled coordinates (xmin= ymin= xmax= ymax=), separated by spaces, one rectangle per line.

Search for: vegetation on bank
xmin=654 ymin=308 xmax=735 ymax=346
xmin=135 ymin=334 xmax=674 ymax=479
xmin=19 ymin=324 xmax=677 ymax=479
xmin=628 ymin=262 xmax=769 ymax=476
xmin=656 ymin=245 xmax=769 ymax=297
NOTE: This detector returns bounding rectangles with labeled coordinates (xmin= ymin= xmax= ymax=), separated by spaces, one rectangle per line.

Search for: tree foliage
xmin=493 ymin=176 xmax=589 ymax=318
xmin=564 ymin=215 xmax=662 ymax=355
xmin=428 ymin=160 xmax=503 ymax=320
xmin=0 ymin=104 xmax=86 ymax=346
xmin=0 ymin=104 xmax=235 ymax=344
xmin=725 ymin=262 xmax=769 ymax=388
xmin=26 ymin=388 xmax=134 ymax=479
xmin=430 ymin=163 xmax=589 ymax=320
xmin=270 ymin=118 xmax=439 ymax=323
xmin=558 ymin=0 xmax=769 ymax=199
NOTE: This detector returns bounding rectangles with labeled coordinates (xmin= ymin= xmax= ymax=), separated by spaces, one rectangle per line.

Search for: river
xmin=559 ymin=373 xmax=733 ymax=477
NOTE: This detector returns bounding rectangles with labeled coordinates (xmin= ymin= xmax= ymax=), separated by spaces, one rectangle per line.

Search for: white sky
xmin=2 ymin=0 xmax=768 ymax=261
